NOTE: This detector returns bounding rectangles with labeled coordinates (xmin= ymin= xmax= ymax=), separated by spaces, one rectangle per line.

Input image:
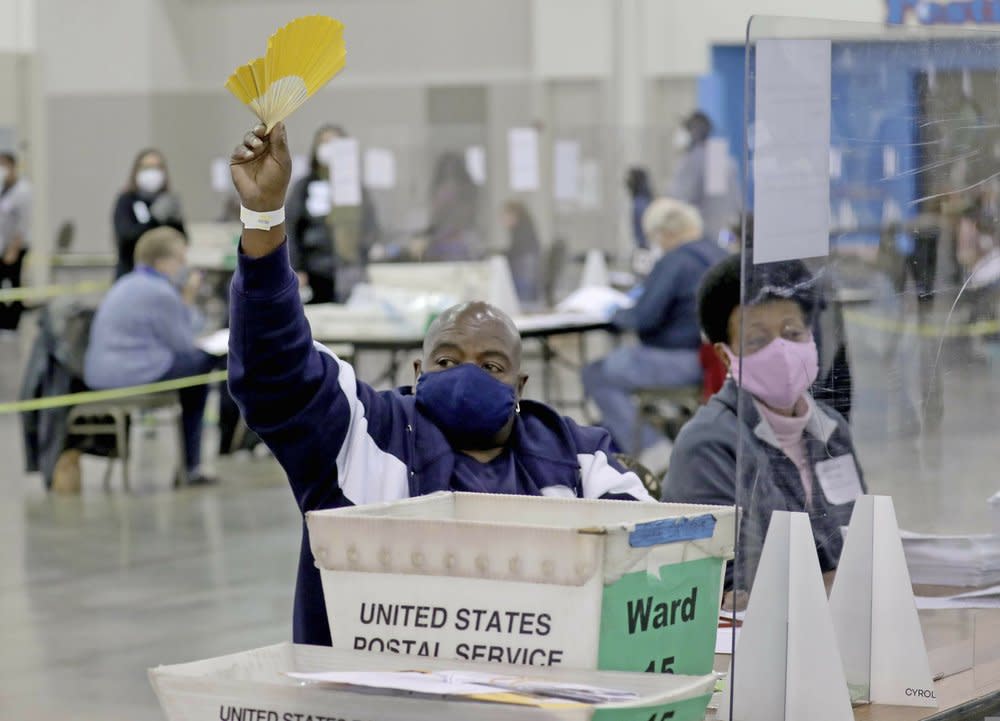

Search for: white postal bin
xmin=306 ymin=493 xmax=736 ymax=676
xmin=149 ymin=642 xmax=718 ymax=721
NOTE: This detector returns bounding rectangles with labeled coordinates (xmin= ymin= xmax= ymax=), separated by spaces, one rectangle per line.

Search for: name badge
xmin=814 ymin=455 xmax=862 ymax=505
xmin=133 ymin=200 xmax=151 ymax=224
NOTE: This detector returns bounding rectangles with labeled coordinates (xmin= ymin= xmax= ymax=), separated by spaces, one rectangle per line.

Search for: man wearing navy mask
xmin=227 ymin=123 xmax=652 ymax=646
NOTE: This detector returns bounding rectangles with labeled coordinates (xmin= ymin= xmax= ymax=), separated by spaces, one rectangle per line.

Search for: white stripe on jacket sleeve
xmin=316 ymin=343 xmax=410 ymax=506
xmin=577 ymin=450 xmax=653 ymax=501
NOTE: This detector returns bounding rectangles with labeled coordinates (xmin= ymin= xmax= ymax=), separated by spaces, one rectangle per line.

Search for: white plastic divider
xmin=720 ymin=511 xmax=853 ymax=721
xmin=830 ymin=495 xmax=937 ymax=708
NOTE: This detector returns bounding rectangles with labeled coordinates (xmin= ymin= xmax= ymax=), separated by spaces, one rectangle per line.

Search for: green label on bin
xmin=598 ymin=557 xmax=722 ymax=676
xmin=591 ymin=693 xmax=713 ymax=721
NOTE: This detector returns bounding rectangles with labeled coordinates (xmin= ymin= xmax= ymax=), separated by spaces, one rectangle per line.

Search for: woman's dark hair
xmin=0 ymin=151 xmax=16 ymax=166
xmin=625 ymin=167 xmax=652 ymax=197
xmin=309 ymin=124 xmax=348 ymax=175
xmin=698 ymin=253 xmax=818 ymax=345
xmin=126 ymin=148 xmax=169 ymax=193
xmin=685 ymin=111 xmax=713 ymax=144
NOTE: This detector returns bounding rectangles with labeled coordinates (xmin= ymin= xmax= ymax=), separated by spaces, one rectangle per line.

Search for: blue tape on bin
xmin=628 ymin=514 xmax=717 ymax=548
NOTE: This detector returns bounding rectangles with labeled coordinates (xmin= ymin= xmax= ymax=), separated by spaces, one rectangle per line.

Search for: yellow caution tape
xmin=0 ymin=370 xmax=228 ymax=415
xmin=844 ymin=309 xmax=1000 ymax=338
xmin=0 ymin=280 xmax=110 ymax=304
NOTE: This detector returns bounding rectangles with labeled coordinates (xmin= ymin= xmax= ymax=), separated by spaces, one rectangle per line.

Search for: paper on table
xmin=287 ymin=670 xmax=508 ymax=697
xmin=285 ymin=670 xmax=636 ymax=705
xmin=752 ymin=38 xmax=831 ymax=264
xmin=514 ymin=310 xmax=610 ymax=333
xmin=554 ymin=139 xmax=581 ymax=201
xmin=914 ymin=594 xmax=1000 ymax=610
xmin=915 ymin=582 xmax=1000 ymax=609
xmin=465 ymin=146 xmax=486 ymax=185
xmin=330 ymin=138 xmax=361 ymax=206
xmin=508 ymin=127 xmax=540 ymax=192
xmin=364 ymin=147 xmax=396 ymax=189
xmin=900 ymin=530 xmax=1000 ymax=587
xmin=196 ymin=329 xmax=229 ymax=357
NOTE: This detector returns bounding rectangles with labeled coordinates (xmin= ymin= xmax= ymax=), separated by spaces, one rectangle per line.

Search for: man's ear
xmin=713 ymin=342 xmax=731 ymax=372
xmin=413 ymin=359 xmax=422 ymax=385
xmin=516 ymin=373 xmax=528 ymax=399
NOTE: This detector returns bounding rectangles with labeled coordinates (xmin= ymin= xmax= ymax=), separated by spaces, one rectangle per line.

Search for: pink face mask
xmin=725 ymin=337 xmax=819 ymax=411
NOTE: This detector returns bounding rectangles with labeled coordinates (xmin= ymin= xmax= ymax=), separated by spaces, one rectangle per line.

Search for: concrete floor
xmin=2 ymin=285 xmax=1000 ymax=719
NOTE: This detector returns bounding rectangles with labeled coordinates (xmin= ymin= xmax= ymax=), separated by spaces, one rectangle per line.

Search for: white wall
xmin=642 ymin=0 xmax=885 ymax=75
xmin=0 ymin=0 xmax=35 ymax=52
xmin=532 ymin=0 xmax=613 ymax=78
xmin=32 ymin=0 xmax=898 ymax=258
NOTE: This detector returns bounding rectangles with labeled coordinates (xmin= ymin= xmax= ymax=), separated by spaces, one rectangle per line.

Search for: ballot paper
xmin=752 ymin=38 xmax=832 ymax=263
xmin=508 ymin=127 xmax=540 ymax=192
xmin=364 ymin=147 xmax=397 ymax=189
xmin=555 ymin=286 xmax=634 ymax=319
xmin=196 ymin=329 xmax=230 ymax=357
xmin=330 ymin=138 xmax=361 ymax=206
xmin=285 ymin=670 xmax=637 ymax=706
xmin=901 ymin=530 xmax=1000 ymax=587
xmin=465 ymin=145 xmax=486 ymax=185
xmin=914 ymin=583 xmax=1000 ymax=610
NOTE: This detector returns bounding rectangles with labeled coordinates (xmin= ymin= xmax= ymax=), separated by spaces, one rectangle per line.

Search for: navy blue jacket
xmin=228 ymin=242 xmax=652 ymax=646
xmin=612 ymin=237 xmax=727 ymax=349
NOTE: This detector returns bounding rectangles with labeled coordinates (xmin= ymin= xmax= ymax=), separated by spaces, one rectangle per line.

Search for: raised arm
xmin=226 ymin=124 xmax=404 ymax=511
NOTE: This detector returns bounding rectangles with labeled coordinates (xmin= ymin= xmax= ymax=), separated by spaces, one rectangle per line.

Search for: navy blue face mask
xmin=415 ymin=363 xmax=518 ymax=449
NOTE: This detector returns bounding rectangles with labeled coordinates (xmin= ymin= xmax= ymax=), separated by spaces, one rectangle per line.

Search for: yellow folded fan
xmin=225 ymin=15 xmax=346 ymax=130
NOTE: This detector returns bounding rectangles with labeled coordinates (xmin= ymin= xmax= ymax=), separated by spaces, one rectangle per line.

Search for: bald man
xmin=227 ymin=124 xmax=652 ymax=646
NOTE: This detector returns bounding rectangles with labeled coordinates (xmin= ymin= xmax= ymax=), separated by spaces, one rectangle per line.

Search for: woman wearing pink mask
xmin=662 ymin=253 xmax=865 ymax=605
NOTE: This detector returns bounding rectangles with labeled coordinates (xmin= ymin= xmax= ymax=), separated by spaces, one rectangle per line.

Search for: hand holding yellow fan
xmin=225 ymin=15 xmax=346 ymax=131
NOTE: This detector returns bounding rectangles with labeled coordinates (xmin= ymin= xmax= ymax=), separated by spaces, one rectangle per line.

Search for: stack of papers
xmin=285 ymin=670 xmax=638 ymax=707
xmin=915 ymin=584 xmax=1000 ymax=610
xmin=901 ymin=531 xmax=1000 ymax=587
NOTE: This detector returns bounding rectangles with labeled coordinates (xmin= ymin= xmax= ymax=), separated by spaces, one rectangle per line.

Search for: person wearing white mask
xmin=0 ymin=151 xmax=32 ymax=332
xmin=285 ymin=124 xmax=378 ymax=303
xmin=112 ymin=148 xmax=186 ymax=278
xmin=662 ymin=253 xmax=866 ymax=607
xmin=668 ymin=111 xmax=742 ymax=247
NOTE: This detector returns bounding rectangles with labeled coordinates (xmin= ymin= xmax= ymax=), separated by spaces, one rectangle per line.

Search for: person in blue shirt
xmin=84 ymin=227 xmax=219 ymax=486
xmin=226 ymin=123 xmax=652 ymax=647
xmin=582 ymin=199 xmax=728 ymax=465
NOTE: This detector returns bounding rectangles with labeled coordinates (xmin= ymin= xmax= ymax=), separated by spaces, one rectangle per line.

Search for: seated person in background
xmin=582 ymin=198 xmax=727 ymax=467
xmin=662 ymin=254 xmax=866 ymax=605
xmin=227 ymin=123 xmax=652 ymax=646
xmin=84 ymin=227 xmax=218 ymax=486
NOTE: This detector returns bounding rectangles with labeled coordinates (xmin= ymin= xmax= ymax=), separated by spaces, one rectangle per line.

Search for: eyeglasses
xmin=740 ymin=323 xmax=811 ymax=355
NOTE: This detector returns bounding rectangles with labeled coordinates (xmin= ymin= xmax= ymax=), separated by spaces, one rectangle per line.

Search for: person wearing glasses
xmin=661 ymin=253 xmax=866 ymax=605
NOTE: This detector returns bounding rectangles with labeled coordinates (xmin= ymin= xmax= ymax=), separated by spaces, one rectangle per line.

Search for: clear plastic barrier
xmin=730 ymin=14 xmax=1000 ymax=717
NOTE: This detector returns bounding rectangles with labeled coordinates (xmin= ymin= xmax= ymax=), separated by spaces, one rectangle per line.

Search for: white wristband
xmin=240 ymin=205 xmax=285 ymax=230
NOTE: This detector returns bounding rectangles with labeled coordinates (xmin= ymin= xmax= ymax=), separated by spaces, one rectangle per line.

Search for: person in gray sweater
xmin=84 ymin=227 xmax=218 ymax=484
xmin=662 ymin=254 xmax=865 ymax=606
